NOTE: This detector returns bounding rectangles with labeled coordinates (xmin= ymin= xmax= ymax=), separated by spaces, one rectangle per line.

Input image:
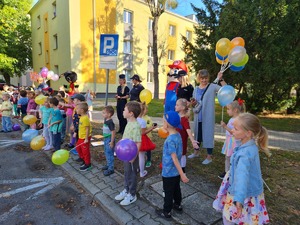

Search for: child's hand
xmin=233 ymin=202 xmax=243 ymax=219
xmin=220 ymin=121 xmax=226 ymax=127
xmin=73 ymin=133 xmax=77 ymax=138
xmin=70 ymin=126 xmax=74 ymax=132
xmin=180 ymin=173 xmax=189 ymax=183
xmin=84 ymin=138 xmax=88 ymax=143
xmin=192 ymin=140 xmax=199 ymax=149
xmin=38 ymin=123 xmax=42 ymax=128
xmin=109 ymin=142 xmax=114 ymax=149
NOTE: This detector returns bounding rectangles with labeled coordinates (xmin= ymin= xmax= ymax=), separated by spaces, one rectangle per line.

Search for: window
xmin=186 ymin=30 xmax=192 ymax=41
xmin=123 ymin=10 xmax=132 ymax=24
xmin=122 ymin=70 xmax=131 ymax=81
xmin=53 ymin=34 xmax=58 ymax=49
xmin=169 ymin=25 xmax=176 ymax=36
xmin=52 ymin=1 xmax=57 ymax=18
xmin=148 ymin=19 xmax=153 ymax=30
xmin=38 ymin=42 xmax=42 ymax=55
xmin=44 ymin=17 xmax=48 ymax=33
xmin=147 ymin=72 xmax=154 ymax=83
xmin=168 ymin=50 xmax=175 ymax=60
xmin=37 ymin=15 xmax=41 ymax=29
xmin=123 ymin=41 xmax=131 ymax=54
xmin=148 ymin=46 xmax=153 ymax=58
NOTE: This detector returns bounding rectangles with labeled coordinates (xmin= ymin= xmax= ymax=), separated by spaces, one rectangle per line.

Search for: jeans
xmin=104 ymin=137 xmax=114 ymax=171
xmin=1 ymin=116 xmax=12 ymax=132
xmin=51 ymin=132 xmax=61 ymax=151
xmin=61 ymin=117 xmax=66 ymax=141
xmin=163 ymin=175 xmax=182 ymax=213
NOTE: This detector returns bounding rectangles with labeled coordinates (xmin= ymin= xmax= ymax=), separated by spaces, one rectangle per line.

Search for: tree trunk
xmin=3 ymin=73 xmax=11 ymax=85
xmin=294 ymin=85 xmax=300 ymax=110
xmin=152 ymin=17 xmax=160 ymax=99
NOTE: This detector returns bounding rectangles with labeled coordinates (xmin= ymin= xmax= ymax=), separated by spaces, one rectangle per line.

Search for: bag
xmin=192 ymin=83 xmax=210 ymax=114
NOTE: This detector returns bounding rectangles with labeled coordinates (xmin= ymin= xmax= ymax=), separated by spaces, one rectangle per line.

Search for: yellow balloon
xmin=216 ymin=38 xmax=231 ymax=57
xmin=216 ymin=57 xmax=229 ymax=65
xmin=23 ymin=115 xmax=37 ymax=125
xmin=30 ymin=135 xmax=46 ymax=150
xmin=139 ymin=89 xmax=152 ymax=104
xmin=35 ymin=95 xmax=47 ymax=105
xmin=52 ymin=149 xmax=70 ymax=165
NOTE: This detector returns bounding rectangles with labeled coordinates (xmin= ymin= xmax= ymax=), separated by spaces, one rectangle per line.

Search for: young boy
xmin=102 ymin=105 xmax=116 ymax=176
xmin=0 ymin=92 xmax=13 ymax=132
xmin=75 ymin=102 xmax=92 ymax=171
xmin=17 ymin=90 xmax=28 ymax=127
xmin=115 ymin=101 xmax=141 ymax=206
xmin=48 ymin=98 xmax=62 ymax=151
xmin=156 ymin=111 xmax=189 ymax=220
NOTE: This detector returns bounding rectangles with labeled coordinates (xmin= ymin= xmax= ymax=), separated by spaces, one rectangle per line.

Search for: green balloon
xmin=52 ymin=149 xmax=70 ymax=165
xmin=233 ymin=54 xmax=249 ymax=67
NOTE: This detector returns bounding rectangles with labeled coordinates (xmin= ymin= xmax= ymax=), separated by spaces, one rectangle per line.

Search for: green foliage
xmin=0 ymin=0 xmax=32 ymax=82
xmin=183 ymin=0 xmax=300 ymax=113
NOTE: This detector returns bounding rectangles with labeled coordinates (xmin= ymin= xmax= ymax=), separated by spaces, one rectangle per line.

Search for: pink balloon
xmin=51 ymin=74 xmax=59 ymax=81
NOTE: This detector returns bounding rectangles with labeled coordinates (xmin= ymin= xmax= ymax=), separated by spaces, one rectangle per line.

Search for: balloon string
xmin=263 ymin=179 xmax=272 ymax=192
xmin=220 ymin=62 xmax=232 ymax=72
xmin=69 ymin=142 xmax=86 ymax=151
xmin=221 ymin=106 xmax=224 ymax=133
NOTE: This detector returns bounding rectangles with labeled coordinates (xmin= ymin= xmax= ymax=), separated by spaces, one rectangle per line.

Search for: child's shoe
xmin=103 ymin=169 xmax=114 ymax=176
xmin=101 ymin=165 xmax=108 ymax=171
xmin=115 ymin=189 xmax=127 ymax=201
xmin=120 ymin=193 xmax=137 ymax=206
xmin=75 ymin=157 xmax=84 ymax=163
xmin=140 ymin=170 xmax=148 ymax=178
xmin=145 ymin=161 xmax=151 ymax=168
xmin=173 ymin=204 xmax=183 ymax=213
xmin=155 ymin=208 xmax=172 ymax=220
xmin=80 ymin=164 xmax=92 ymax=171
xmin=44 ymin=145 xmax=53 ymax=151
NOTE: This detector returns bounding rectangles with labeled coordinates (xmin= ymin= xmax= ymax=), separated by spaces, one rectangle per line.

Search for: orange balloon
xmin=230 ymin=37 xmax=245 ymax=49
xmin=158 ymin=127 xmax=169 ymax=139
xmin=216 ymin=57 xmax=229 ymax=65
xmin=23 ymin=115 xmax=37 ymax=125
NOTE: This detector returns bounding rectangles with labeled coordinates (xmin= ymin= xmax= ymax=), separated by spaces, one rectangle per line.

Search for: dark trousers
xmin=51 ymin=132 xmax=61 ymax=151
xmin=163 ymin=175 xmax=182 ymax=213
xmin=117 ymin=100 xmax=127 ymax=133
xmin=124 ymin=158 xmax=138 ymax=196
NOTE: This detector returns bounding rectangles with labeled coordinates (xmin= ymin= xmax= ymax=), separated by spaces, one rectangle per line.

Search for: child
xmin=218 ymin=99 xmax=245 ymax=179
xmin=75 ymin=102 xmax=92 ymax=171
xmin=138 ymin=102 xmax=156 ymax=177
xmin=213 ymin=113 xmax=270 ymax=225
xmin=26 ymin=91 xmax=37 ymax=129
xmin=101 ymin=105 xmax=116 ymax=176
xmin=17 ymin=90 xmax=29 ymax=126
xmin=114 ymin=101 xmax=141 ymax=206
xmin=175 ymin=98 xmax=199 ymax=173
xmin=156 ymin=111 xmax=189 ymax=220
xmin=11 ymin=88 xmax=19 ymax=118
xmin=58 ymin=98 xmax=67 ymax=143
xmin=39 ymin=98 xmax=53 ymax=151
xmin=63 ymin=96 xmax=75 ymax=148
xmin=0 ymin=92 xmax=13 ymax=132
xmin=48 ymin=98 xmax=62 ymax=151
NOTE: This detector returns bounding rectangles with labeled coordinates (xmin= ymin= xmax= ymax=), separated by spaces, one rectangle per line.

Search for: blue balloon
xmin=217 ymin=85 xmax=236 ymax=107
xmin=215 ymin=51 xmax=228 ymax=60
xmin=22 ymin=129 xmax=39 ymax=143
xmin=230 ymin=65 xmax=245 ymax=72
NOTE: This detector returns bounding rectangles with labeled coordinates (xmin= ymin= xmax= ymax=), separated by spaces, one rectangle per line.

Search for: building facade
xmin=29 ymin=0 xmax=197 ymax=95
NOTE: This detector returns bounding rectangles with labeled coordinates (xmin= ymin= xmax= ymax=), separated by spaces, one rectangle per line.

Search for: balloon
xmin=30 ymin=135 xmax=46 ymax=150
xmin=47 ymin=70 xmax=54 ymax=80
xmin=51 ymin=74 xmax=59 ymax=81
xmin=23 ymin=115 xmax=37 ymax=125
xmin=139 ymin=89 xmax=152 ymax=104
xmin=228 ymin=46 xmax=246 ymax=63
xmin=216 ymin=38 xmax=231 ymax=57
xmin=12 ymin=124 xmax=21 ymax=131
xmin=230 ymin=37 xmax=245 ymax=48
xmin=52 ymin=149 xmax=70 ymax=165
xmin=216 ymin=57 xmax=229 ymax=65
xmin=232 ymin=54 xmax=249 ymax=67
xmin=115 ymin=139 xmax=138 ymax=162
xmin=230 ymin=65 xmax=245 ymax=72
xmin=215 ymin=51 xmax=228 ymax=60
xmin=35 ymin=95 xmax=47 ymax=105
xmin=22 ymin=129 xmax=39 ymax=143
xmin=217 ymin=85 xmax=236 ymax=107
xmin=41 ymin=67 xmax=48 ymax=78
xmin=158 ymin=127 xmax=169 ymax=139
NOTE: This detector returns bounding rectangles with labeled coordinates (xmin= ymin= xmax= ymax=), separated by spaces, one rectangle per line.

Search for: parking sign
xmin=99 ymin=34 xmax=119 ymax=69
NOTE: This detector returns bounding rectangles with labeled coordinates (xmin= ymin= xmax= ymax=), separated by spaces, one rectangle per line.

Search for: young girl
xmin=219 ymin=99 xmax=245 ymax=179
xmin=137 ymin=102 xmax=156 ymax=177
xmin=63 ymin=96 xmax=76 ymax=148
xmin=213 ymin=113 xmax=270 ymax=225
xmin=175 ymin=98 xmax=199 ymax=172
xmin=26 ymin=91 xmax=37 ymax=129
xmin=38 ymin=98 xmax=53 ymax=151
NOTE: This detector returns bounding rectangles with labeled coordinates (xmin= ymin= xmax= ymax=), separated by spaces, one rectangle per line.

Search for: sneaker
xmin=101 ymin=165 xmax=108 ymax=171
xmin=173 ymin=204 xmax=183 ymax=213
xmin=115 ymin=189 xmax=128 ymax=201
xmin=145 ymin=161 xmax=151 ymax=168
xmin=75 ymin=157 xmax=84 ymax=163
xmin=202 ymin=158 xmax=212 ymax=165
xmin=187 ymin=153 xmax=199 ymax=159
xmin=44 ymin=145 xmax=53 ymax=151
xmin=140 ymin=170 xmax=148 ymax=178
xmin=70 ymin=149 xmax=78 ymax=155
xmin=79 ymin=164 xmax=92 ymax=171
xmin=218 ymin=172 xmax=226 ymax=179
xmin=155 ymin=208 xmax=172 ymax=220
xmin=120 ymin=193 xmax=137 ymax=206
xmin=103 ymin=169 xmax=114 ymax=176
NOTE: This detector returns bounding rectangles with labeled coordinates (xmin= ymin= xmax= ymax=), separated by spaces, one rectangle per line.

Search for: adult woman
xmin=129 ymin=74 xmax=144 ymax=102
xmin=116 ymin=74 xmax=130 ymax=134
xmin=188 ymin=69 xmax=225 ymax=164
xmin=177 ymin=74 xmax=194 ymax=102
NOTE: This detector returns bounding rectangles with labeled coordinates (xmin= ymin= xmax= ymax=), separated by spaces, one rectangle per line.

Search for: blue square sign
xmin=99 ymin=34 xmax=119 ymax=56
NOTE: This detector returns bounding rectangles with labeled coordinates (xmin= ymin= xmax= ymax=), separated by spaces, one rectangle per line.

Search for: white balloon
xmin=228 ymin=46 xmax=246 ymax=63
xmin=52 ymin=74 xmax=59 ymax=81
xmin=47 ymin=71 xmax=54 ymax=80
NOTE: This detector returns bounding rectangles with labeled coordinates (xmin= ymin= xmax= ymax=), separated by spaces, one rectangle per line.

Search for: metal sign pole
xmin=105 ymin=69 xmax=109 ymax=106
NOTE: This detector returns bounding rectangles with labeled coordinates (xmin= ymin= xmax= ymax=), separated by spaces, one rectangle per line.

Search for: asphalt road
xmin=0 ymin=132 xmax=118 ymax=225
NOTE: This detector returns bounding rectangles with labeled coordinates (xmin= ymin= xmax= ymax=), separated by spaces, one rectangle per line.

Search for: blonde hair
xmin=237 ymin=113 xmax=271 ymax=156
xmin=180 ymin=75 xmax=191 ymax=88
xmin=177 ymin=98 xmax=190 ymax=117
xmin=230 ymin=100 xmax=246 ymax=113
xmin=139 ymin=102 xmax=146 ymax=116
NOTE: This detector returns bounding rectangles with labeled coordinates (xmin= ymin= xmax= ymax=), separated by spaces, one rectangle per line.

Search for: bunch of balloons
xmin=139 ymin=89 xmax=152 ymax=105
xmin=115 ymin=139 xmax=138 ymax=162
xmin=215 ymin=37 xmax=249 ymax=72
xmin=40 ymin=67 xmax=60 ymax=82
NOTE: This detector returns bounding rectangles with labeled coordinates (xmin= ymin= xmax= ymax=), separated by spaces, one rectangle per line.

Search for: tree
xmin=145 ymin=0 xmax=178 ymax=99
xmin=0 ymin=0 xmax=32 ymax=84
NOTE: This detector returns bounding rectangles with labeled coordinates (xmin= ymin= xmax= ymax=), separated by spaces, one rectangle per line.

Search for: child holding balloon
xmin=218 ymin=99 xmax=245 ymax=179
xmin=26 ymin=91 xmax=37 ymax=129
xmin=115 ymin=101 xmax=141 ymax=206
xmin=48 ymin=97 xmax=62 ymax=151
xmin=156 ymin=111 xmax=189 ymax=220
xmin=0 ymin=92 xmax=13 ymax=133
xmin=39 ymin=98 xmax=53 ymax=151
